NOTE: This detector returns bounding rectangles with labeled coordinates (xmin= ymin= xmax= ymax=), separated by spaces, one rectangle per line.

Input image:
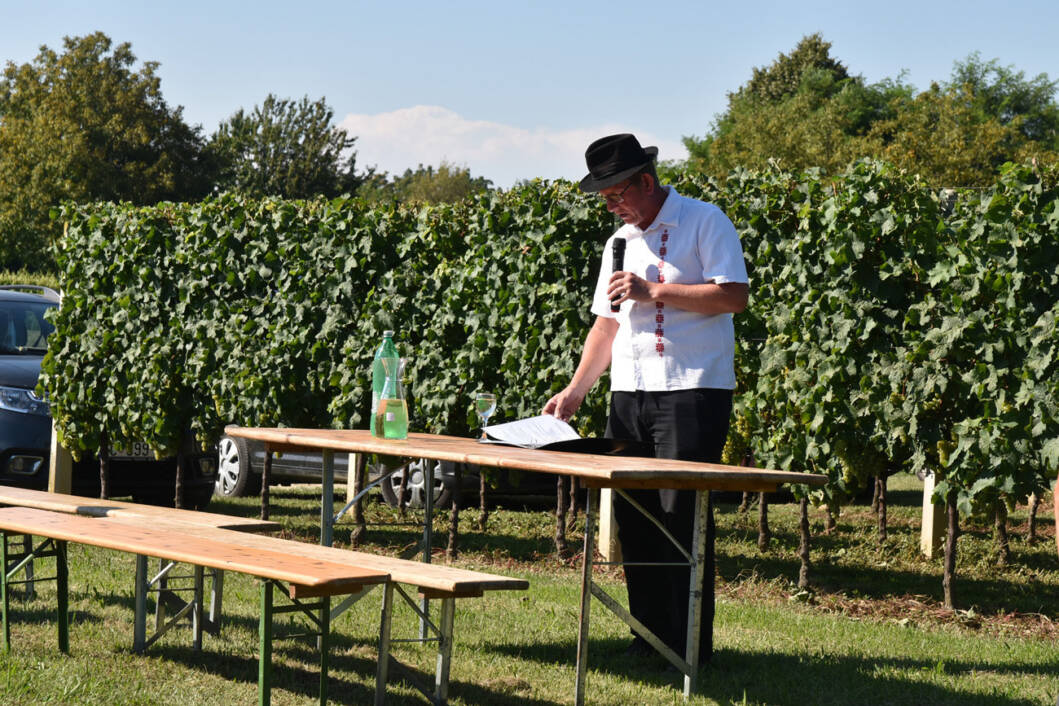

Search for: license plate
xmin=108 ymin=441 xmax=155 ymax=460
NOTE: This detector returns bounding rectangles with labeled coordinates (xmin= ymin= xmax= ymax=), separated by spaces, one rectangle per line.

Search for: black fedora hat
xmin=579 ymin=133 xmax=658 ymax=193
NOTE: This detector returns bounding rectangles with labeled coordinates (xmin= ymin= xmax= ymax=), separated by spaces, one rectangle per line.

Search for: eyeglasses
xmin=601 ymin=180 xmax=636 ymax=205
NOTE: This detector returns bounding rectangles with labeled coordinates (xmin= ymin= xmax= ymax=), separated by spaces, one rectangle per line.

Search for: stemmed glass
xmin=475 ymin=392 xmax=497 ymax=441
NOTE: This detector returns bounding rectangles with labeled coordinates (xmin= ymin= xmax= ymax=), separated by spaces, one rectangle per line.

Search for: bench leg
xmin=374 ymin=582 xmax=394 ymax=706
xmin=575 ymin=487 xmax=599 ymax=706
xmin=207 ymin=569 xmax=224 ymax=635
xmin=1 ymin=531 xmax=9 ymax=652
xmin=22 ymin=534 xmax=34 ymax=600
xmin=2 ymin=534 xmax=68 ymax=654
xmin=193 ymin=565 xmax=204 ymax=651
xmin=56 ymin=540 xmax=69 ymax=654
xmin=319 ymin=595 xmax=331 ymax=706
xmin=683 ymin=490 xmax=709 ymax=698
xmin=435 ymin=596 xmax=455 ymax=704
xmin=134 ymin=555 xmax=148 ymax=653
xmin=259 ymin=581 xmax=273 ymax=706
xmin=154 ymin=558 xmax=167 ymax=634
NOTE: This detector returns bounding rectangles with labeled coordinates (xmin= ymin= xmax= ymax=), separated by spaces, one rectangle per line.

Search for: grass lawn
xmin=1 ymin=474 xmax=1057 ymax=705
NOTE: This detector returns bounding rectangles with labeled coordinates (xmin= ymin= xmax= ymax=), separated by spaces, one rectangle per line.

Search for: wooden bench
xmin=0 ymin=506 xmax=387 ymax=705
xmin=0 ymin=493 xmax=530 ymax=704
xmin=100 ymin=513 xmax=530 ymax=704
xmin=0 ymin=486 xmax=280 ymax=645
xmin=0 ymin=485 xmax=280 ymax=531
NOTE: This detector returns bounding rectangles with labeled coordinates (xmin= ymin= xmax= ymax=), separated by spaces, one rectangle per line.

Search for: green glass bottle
xmin=370 ymin=330 xmax=399 ymax=437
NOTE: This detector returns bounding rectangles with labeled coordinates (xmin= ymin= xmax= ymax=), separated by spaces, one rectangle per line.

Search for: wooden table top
xmin=0 ymin=506 xmax=385 ymax=597
xmin=225 ymin=427 xmax=826 ymax=492
xmin=0 ymin=485 xmax=281 ymax=533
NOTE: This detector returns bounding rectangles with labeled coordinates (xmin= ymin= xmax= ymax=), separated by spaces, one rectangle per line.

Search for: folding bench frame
xmin=0 ymin=530 xmax=367 ymax=706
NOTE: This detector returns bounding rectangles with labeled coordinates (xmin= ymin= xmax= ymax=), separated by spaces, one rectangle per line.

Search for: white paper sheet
xmin=481 ymin=414 xmax=581 ymax=448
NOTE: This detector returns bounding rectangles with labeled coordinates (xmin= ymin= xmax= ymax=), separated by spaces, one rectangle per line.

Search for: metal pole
xmin=574 ymin=487 xmax=598 ymax=705
xmin=133 ymin=554 xmax=148 ymax=653
xmin=22 ymin=534 xmax=34 ymax=600
xmin=321 ymin=450 xmax=334 ymax=547
xmin=435 ymin=597 xmax=455 ymax=703
xmin=420 ymin=459 xmax=434 ymax=639
xmin=683 ymin=490 xmax=709 ymax=698
xmin=374 ymin=582 xmax=394 ymax=706
xmin=259 ymin=581 xmax=273 ymax=706
xmin=56 ymin=540 xmax=69 ymax=654
xmin=319 ymin=595 xmax=331 ymax=706
xmin=192 ymin=565 xmax=204 ymax=651
xmin=1 ymin=532 xmax=9 ymax=652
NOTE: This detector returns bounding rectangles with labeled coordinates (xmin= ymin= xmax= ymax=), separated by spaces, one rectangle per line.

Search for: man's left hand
xmin=607 ymin=271 xmax=652 ymax=307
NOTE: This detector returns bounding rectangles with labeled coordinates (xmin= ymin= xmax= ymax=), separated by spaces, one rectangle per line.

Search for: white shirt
xmin=590 ymin=187 xmax=748 ymax=392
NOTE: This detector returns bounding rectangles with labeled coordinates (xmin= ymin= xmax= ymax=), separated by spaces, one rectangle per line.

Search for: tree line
xmin=677 ymin=34 xmax=1059 ymax=185
xmin=2 ymin=31 xmax=1057 ymax=273
xmin=0 ymin=32 xmax=491 ymax=271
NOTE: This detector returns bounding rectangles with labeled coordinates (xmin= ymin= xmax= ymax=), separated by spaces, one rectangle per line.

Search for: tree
xmin=360 ymin=162 xmax=492 ymax=204
xmin=738 ymin=32 xmax=851 ymax=103
xmin=208 ymin=94 xmax=361 ymax=199
xmin=683 ymin=35 xmax=1059 ymax=185
xmin=0 ymin=32 xmax=212 ymax=271
xmin=861 ymin=83 xmax=1038 ymax=187
xmin=945 ymin=53 xmax=1059 ymax=148
xmin=685 ymin=34 xmax=866 ymax=174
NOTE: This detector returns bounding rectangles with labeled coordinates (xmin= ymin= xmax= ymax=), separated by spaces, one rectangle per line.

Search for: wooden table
xmin=225 ymin=427 xmax=826 ymax=703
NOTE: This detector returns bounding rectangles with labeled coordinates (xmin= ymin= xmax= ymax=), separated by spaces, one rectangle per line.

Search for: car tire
xmin=378 ymin=458 xmax=454 ymax=509
xmin=215 ymin=435 xmax=261 ymax=497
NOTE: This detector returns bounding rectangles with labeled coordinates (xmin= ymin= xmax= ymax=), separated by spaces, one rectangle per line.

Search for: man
xmin=543 ymin=133 xmax=749 ymax=663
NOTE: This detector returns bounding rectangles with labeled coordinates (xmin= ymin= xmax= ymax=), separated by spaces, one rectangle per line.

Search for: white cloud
xmin=338 ymin=106 xmax=688 ymax=189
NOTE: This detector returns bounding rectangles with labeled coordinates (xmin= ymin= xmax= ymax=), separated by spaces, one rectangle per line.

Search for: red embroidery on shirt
xmin=656 ymin=229 xmax=668 ymax=357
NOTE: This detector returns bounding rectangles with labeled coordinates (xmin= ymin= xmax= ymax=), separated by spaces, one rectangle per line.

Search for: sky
xmin=2 ymin=1 xmax=1057 ymax=188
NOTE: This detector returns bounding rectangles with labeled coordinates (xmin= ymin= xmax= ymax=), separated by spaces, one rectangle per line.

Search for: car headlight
xmin=0 ymin=386 xmax=50 ymax=416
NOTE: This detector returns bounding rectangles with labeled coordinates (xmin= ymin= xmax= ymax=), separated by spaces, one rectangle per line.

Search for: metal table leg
xmin=374 ymin=582 xmax=394 ymax=706
xmin=683 ymin=490 xmax=708 ymax=697
xmin=435 ymin=597 xmax=455 ymax=703
xmin=574 ymin=487 xmax=598 ymax=705
xmin=258 ymin=581 xmax=274 ymax=706
xmin=134 ymin=554 xmax=148 ymax=653
xmin=420 ymin=459 xmax=433 ymax=639
xmin=2 ymin=532 xmax=10 ymax=652
xmin=56 ymin=540 xmax=68 ymax=654
xmin=321 ymin=450 xmax=334 ymax=547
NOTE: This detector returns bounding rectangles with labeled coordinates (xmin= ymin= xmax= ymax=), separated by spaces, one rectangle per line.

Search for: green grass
xmin=2 ymin=476 xmax=1057 ymax=705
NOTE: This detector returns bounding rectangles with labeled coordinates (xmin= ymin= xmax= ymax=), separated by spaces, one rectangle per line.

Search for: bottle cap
xmin=383 ymin=330 xmax=394 ymax=337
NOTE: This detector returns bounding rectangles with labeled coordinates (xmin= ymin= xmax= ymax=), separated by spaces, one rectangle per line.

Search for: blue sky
xmin=2 ymin=0 xmax=1057 ymax=187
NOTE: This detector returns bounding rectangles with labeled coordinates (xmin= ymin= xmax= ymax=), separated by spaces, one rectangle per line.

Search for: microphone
xmin=610 ymin=237 xmax=626 ymax=312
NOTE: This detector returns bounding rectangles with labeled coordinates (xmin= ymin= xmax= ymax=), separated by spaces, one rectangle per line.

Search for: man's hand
xmin=607 ymin=271 xmax=652 ymax=307
xmin=542 ymin=386 xmax=585 ymax=423
xmin=608 ymin=272 xmax=749 ymax=315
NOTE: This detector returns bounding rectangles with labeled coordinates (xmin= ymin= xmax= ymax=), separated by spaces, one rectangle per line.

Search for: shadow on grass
xmin=698 ymin=647 xmax=1059 ymax=706
xmin=713 ymin=532 xmax=1059 ymax=615
xmin=486 ymin=636 xmax=1059 ymax=706
xmin=147 ymin=625 xmax=561 ymax=706
xmin=76 ymin=585 xmax=560 ymax=704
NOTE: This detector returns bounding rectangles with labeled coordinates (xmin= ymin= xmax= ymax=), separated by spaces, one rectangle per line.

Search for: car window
xmin=0 ymin=301 xmax=55 ymax=353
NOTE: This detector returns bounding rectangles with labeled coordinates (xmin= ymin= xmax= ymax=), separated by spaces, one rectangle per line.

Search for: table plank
xmin=0 ymin=486 xmax=280 ymax=533
xmin=225 ymin=427 xmax=826 ymax=490
xmin=0 ymin=507 xmax=384 ymax=593
xmin=100 ymin=514 xmax=528 ymax=595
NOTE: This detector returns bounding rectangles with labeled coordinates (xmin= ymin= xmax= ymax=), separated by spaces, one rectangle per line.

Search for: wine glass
xmin=475 ymin=392 xmax=497 ymax=441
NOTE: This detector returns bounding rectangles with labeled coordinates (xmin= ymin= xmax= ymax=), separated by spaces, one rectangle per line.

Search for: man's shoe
xmin=623 ymin=636 xmax=655 ymax=658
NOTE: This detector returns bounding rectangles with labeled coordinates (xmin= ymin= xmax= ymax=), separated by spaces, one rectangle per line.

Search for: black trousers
xmin=606 ymin=388 xmax=732 ymax=661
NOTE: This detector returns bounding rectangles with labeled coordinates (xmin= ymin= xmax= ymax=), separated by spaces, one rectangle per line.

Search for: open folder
xmin=481 ymin=414 xmax=652 ymax=456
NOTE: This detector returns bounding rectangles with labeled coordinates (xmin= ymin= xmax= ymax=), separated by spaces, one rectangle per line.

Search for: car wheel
xmin=215 ymin=435 xmax=261 ymax=497
xmin=378 ymin=458 xmax=454 ymax=509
